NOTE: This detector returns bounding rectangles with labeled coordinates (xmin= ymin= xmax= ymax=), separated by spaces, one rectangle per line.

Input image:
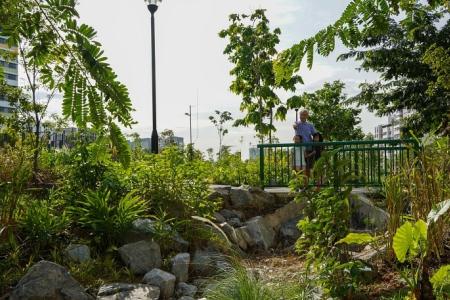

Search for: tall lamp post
xmin=145 ymin=0 xmax=161 ymax=154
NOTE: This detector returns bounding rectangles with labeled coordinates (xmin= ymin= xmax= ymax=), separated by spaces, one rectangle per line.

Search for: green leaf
xmin=393 ymin=221 xmax=414 ymax=263
xmin=336 ymin=232 xmax=375 ymax=245
xmin=427 ymin=199 xmax=450 ymax=226
xmin=109 ymin=122 xmax=131 ymax=168
xmin=430 ymin=265 xmax=450 ymax=294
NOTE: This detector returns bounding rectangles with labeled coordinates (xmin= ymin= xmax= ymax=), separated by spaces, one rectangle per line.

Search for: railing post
xmin=259 ymin=145 xmax=265 ymax=189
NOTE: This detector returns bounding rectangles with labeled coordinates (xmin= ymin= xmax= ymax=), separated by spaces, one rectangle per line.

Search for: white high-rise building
xmin=0 ymin=35 xmax=18 ymax=116
xmin=374 ymin=109 xmax=413 ymax=140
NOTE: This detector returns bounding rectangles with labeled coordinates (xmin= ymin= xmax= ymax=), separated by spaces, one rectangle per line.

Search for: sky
xmin=45 ymin=0 xmax=387 ymax=158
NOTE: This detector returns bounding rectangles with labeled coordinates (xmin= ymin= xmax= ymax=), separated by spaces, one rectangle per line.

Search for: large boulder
xmin=118 ymin=240 xmax=161 ymax=275
xmin=263 ymin=200 xmax=305 ymax=231
xmin=65 ymin=244 xmax=91 ymax=264
xmin=142 ymin=269 xmax=176 ymax=299
xmin=175 ymin=282 xmax=197 ymax=298
xmin=350 ymin=192 xmax=389 ymax=232
xmin=219 ymin=222 xmax=247 ymax=250
xmin=97 ymin=283 xmax=160 ymax=300
xmin=171 ymin=253 xmax=190 ymax=283
xmin=10 ymin=260 xmax=92 ymax=300
xmin=129 ymin=218 xmax=190 ymax=252
xmin=229 ymin=186 xmax=276 ymax=210
xmin=219 ymin=209 xmax=245 ymax=220
xmin=239 ymin=216 xmax=275 ymax=250
xmin=279 ymin=216 xmax=302 ymax=246
xmin=191 ymin=248 xmax=230 ymax=277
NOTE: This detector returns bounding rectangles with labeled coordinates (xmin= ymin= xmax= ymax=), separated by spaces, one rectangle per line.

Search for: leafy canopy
xmin=0 ymin=0 xmax=134 ymax=166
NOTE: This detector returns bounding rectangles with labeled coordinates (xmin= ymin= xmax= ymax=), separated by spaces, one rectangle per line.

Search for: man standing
xmin=293 ymin=109 xmax=317 ymax=181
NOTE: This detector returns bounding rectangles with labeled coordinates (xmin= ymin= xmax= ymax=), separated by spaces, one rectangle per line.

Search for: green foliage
xmin=423 ymin=43 xmax=450 ymax=94
xmin=131 ymin=146 xmax=219 ymax=219
xmin=204 ymin=266 xmax=274 ymax=300
xmin=431 ymin=265 xmax=450 ymax=298
xmin=19 ymin=199 xmax=68 ymax=248
xmin=295 ymin=187 xmax=350 ymax=259
xmin=336 ymin=233 xmax=375 ymax=245
xmin=70 ymin=189 xmax=147 ymax=244
xmin=209 ymin=110 xmax=233 ymax=158
xmin=288 ymin=81 xmax=364 ymax=141
xmin=342 ymin=8 xmax=450 ymax=135
xmin=210 ymin=149 xmax=259 ymax=187
xmin=0 ymin=0 xmax=133 ymax=166
xmin=393 ymin=220 xmax=428 ymax=263
xmin=219 ymin=9 xmax=302 ymax=143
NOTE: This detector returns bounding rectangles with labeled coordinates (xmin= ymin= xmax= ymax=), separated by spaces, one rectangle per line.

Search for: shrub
xmin=131 ymin=146 xmax=219 ymax=219
xmin=210 ymin=151 xmax=259 ymax=186
xmin=19 ymin=199 xmax=68 ymax=248
xmin=70 ymin=189 xmax=147 ymax=245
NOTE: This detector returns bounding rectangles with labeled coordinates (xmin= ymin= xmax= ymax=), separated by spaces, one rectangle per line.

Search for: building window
xmin=6 ymin=73 xmax=17 ymax=81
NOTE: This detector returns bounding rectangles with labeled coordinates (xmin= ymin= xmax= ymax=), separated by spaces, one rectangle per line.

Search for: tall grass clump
xmin=204 ymin=266 xmax=274 ymax=300
xmin=386 ymin=135 xmax=449 ymax=258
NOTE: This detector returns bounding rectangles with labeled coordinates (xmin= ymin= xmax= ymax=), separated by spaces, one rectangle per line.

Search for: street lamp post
xmin=145 ymin=0 xmax=161 ymax=154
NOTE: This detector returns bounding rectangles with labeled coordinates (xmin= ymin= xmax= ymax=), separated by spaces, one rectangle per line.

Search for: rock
xmin=175 ymin=282 xmax=197 ymax=297
xmin=279 ymin=217 xmax=302 ymax=246
xmin=351 ymin=244 xmax=387 ymax=263
xmin=129 ymin=219 xmax=189 ymax=252
xmin=191 ymin=248 xmax=230 ymax=277
xmin=191 ymin=216 xmax=231 ymax=246
xmin=230 ymin=186 xmax=253 ymax=208
xmin=97 ymin=283 xmax=160 ymax=300
xmin=10 ymin=260 xmax=92 ymax=300
xmin=178 ymin=297 xmax=195 ymax=300
xmin=264 ymin=200 xmax=305 ymax=231
xmin=65 ymin=244 xmax=91 ymax=264
xmin=240 ymin=216 xmax=276 ymax=250
xmin=171 ymin=253 xmax=190 ymax=283
xmin=118 ymin=240 xmax=161 ymax=275
xmin=228 ymin=217 xmax=242 ymax=227
xmin=143 ymin=269 xmax=176 ymax=299
xmin=213 ymin=212 xmax=226 ymax=223
xmin=219 ymin=222 xmax=247 ymax=250
xmin=219 ymin=209 xmax=244 ymax=220
xmin=235 ymin=227 xmax=254 ymax=248
xmin=350 ymin=191 xmax=389 ymax=232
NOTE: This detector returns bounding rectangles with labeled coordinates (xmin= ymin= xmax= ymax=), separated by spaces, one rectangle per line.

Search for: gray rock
xmin=219 ymin=209 xmax=242 ymax=220
xmin=143 ymin=269 xmax=176 ymax=299
xmin=171 ymin=253 xmax=190 ymax=283
xmin=191 ymin=248 xmax=230 ymax=277
xmin=263 ymin=200 xmax=305 ymax=231
xmin=10 ymin=260 xmax=92 ymax=300
xmin=178 ymin=297 xmax=195 ymax=300
xmin=118 ymin=240 xmax=161 ymax=275
xmin=350 ymin=191 xmax=389 ymax=232
xmin=230 ymin=186 xmax=253 ymax=208
xmin=240 ymin=216 xmax=276 ymax=250
xmin=279 ymin=217 xmax=302 ymax=246
xmin=213 ymin=212 xmax=226 ymax=223
xmin=228 ymin=217 xmax=242 ymax=227
xmin=219 ymin=222 xmax=247 ymax=250
xmin=97 ymin=283 xmax=160 ymax=300
xmin=65 ymin=244 xmax=91 ymax=264
xmin=175 ymin=282 xmax=197 ymax=297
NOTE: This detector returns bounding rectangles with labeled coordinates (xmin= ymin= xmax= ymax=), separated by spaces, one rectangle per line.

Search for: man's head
xmin=300 ymin=109 xmax=309 ymax=122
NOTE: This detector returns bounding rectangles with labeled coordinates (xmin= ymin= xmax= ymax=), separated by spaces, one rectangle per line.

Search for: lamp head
xmin=145 ymin=0 xmax=161 ymax=13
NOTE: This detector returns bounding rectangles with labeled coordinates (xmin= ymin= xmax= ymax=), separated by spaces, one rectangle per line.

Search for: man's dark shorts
xmin=305 ymin=150 xmax=315 ymax=169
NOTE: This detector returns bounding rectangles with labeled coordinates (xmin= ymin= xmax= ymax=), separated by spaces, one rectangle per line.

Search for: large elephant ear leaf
xmin=427 ymin=199 xmax=450 ymax=226
xmin=109 ymin=122 xmax=131 ymax=168
xmin=393 ymin=221 xmax=414 ymax=263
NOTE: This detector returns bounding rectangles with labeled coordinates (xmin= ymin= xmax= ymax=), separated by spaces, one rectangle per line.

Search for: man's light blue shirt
xmin=295 ymin=121 xmax=317 ymax=143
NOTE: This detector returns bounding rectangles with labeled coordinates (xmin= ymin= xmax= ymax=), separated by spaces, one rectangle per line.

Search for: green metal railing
xmin=258 ymin=139 xmax=418 ymax=188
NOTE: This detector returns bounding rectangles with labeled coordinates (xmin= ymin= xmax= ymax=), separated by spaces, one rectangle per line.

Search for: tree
xmin=339 ymin=8 xmax=449 ymax=134
xmin=273 ymin=0 xmax=448 ymax=135
xmin=208 ymin=110 xmax=233 ymax=158
xmin=219 ymin=9 xmax=302 ymax=144
xmin=160 ymin=129 xmax=175 ymax=146
xmin=292 ymin=81 xmax=364 ymax=141
xmin=0 ymin=0 xmax=133 ymax=171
